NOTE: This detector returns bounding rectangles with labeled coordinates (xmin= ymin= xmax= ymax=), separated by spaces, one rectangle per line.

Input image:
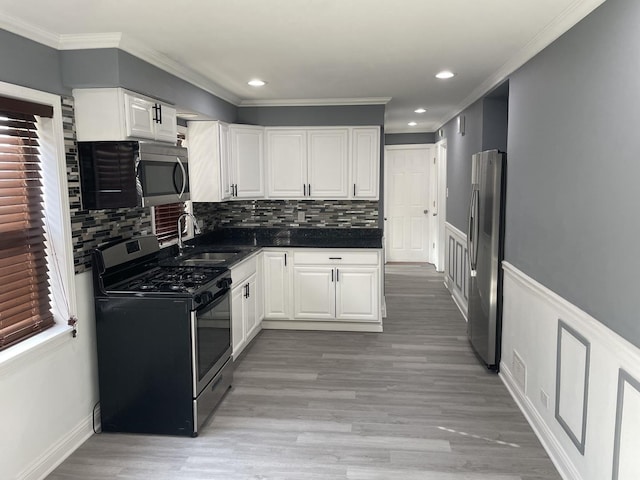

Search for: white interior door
xmin=385 ymin=145 xmax=432 ymax=262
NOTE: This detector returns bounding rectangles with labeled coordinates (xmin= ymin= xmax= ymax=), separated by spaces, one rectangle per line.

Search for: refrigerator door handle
xmin=468 ymin=188 xmax=479 ymax=273
xmin=472 ymin=189 xmax=480 ymax=270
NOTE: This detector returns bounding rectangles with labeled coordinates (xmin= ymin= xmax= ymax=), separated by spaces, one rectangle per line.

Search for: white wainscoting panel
xmin=556 ymin=321 xmax=589 ymax=455
xmin=613 ymin=370 xmax=640 ymax=479
xmin=444 ymin=222 xmax=467 ymax=319
xmin=500 ymin=262 xmax=640 ymax=480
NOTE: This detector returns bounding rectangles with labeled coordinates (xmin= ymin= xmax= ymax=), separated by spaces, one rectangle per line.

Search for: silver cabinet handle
xmin=176 ymin=156 xmax=187 ymax=199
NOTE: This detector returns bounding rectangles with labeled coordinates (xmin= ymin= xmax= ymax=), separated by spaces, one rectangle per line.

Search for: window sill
xmin=0 ymin=323 xmax=74 ymax=376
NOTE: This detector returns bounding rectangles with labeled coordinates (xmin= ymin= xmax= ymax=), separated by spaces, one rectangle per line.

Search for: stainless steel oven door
xmin=190 ymin=286 xmax=231 ymax=397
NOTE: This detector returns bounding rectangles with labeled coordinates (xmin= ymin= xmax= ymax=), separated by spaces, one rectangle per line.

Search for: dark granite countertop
xmin=193 ymin=227 xmax=383 ymax=249
xmin=161 ymin=227 xmax=382 ymax=269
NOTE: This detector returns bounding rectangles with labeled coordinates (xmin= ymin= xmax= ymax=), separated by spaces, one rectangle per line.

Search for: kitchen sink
xmin=179 ymin=250 xmax=242 ymax=265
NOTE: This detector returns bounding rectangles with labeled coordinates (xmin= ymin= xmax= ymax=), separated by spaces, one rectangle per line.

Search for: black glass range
xmin=91 ymin=236 xmax=233 ymax=437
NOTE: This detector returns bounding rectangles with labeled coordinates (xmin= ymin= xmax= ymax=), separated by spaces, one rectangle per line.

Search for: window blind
xmin=154 ymin=202 xmax=187 ymax=244
xmin=0 ymin=96 xmax=54 ymax=350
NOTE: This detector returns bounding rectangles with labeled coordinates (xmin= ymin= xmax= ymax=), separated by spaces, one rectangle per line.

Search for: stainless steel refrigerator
xmin=467 ymin=150 xmax=506 ymax=370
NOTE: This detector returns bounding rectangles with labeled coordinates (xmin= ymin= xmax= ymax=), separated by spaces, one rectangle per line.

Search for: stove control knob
xmin=217 ymin=278 xmax=232 ymax=289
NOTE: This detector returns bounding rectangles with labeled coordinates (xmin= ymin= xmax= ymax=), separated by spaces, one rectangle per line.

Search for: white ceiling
xmin=0 ymin=0 xmax=605 ymax=133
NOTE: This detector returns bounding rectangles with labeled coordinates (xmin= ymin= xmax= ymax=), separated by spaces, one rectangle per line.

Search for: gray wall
xmin=385 ymin=132 xmax=436 ymax=145
xmin=0 ymin=30 xmax=67 ymax=95
xmin=442 ymin=99 xmax=484 ymax=231
xmin=506 ymin=0 xmax=640 ymax=347
xmin=236 ymin=105 xmax=385 ymax=126
xmin=61 ymin=49 xmax=237 ymax=122
xmin=482 ymin=97 xmax=508 ymax=152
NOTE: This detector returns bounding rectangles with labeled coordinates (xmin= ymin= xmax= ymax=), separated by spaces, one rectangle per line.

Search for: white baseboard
xmin=19 ymin=412 xmax=95 ymax=480
xmin=451 ymin=290 xmax=468 ymax=322
xmin=500 ymin=364 xmax=580 ymax=480
xmin=262 ymin=320 xmax=383 ymax=333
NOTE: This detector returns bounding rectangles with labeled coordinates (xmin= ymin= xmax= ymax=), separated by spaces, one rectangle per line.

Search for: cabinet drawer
xmin=231 ymin=254 xmax=258 ymax=285
xmin=293 ymin=250 xmax=380 ymax=266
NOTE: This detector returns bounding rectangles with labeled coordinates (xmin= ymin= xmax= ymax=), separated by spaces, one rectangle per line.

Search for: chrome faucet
xmin=177 ymin=213 xmax=201 ymax=256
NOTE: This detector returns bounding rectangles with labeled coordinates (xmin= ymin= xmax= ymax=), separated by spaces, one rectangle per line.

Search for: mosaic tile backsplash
xmin=63 ymin=97 xmax=152 ymax=273
xmin=193 ymin=199 xmax=379 ymax=231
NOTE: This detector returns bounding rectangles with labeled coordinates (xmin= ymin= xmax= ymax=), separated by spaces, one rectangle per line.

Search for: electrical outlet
xmin=540 ymin=389 xmax=550 ymax=409
xmin=297 ymin=211 xmax=305 ymax=222
xmin=446 ymin=187 xmax=449 ymax=198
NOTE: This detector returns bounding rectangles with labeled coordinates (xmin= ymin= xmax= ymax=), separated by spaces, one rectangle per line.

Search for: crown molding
xmin=115 ymin=34 xmax=241 ymax=105
xmin=0 ymin=16 xmax=242 ymax=106
xmin=239 ymin=97 xmax=392 ymax=107
xmin=58 ymin=32 xmax=122 ymax=50
xmin=435 ymin=0 xmax=606 ymax=130
xmin=0 ymin=12 xmax=59 ymax=48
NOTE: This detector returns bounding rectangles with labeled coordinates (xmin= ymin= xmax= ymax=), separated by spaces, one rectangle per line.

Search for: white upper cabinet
xmin=187 ymin=120 xmax=232 ymax=202
xmin=74 ymin=88 xmax=177 ymax=143
xmin=124 ymin=94 xmax=155 ymax=140
xmin=351 ymin=127 xmax=380 ymax=199
xmin=307 ymin=129 xmax=349 ymax=199
xmin=265 ymin=126 xmax=380 ymax=200
xmin=230 ymin=125 xmax=265 ymax=199
xmin=266 ymin=129 xmax=307 ymax=198
xmin=153 ymin=103 xmax=178 ymax=143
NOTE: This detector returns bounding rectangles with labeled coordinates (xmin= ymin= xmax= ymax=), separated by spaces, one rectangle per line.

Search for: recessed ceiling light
xmin=408 ymin=122 xmax=418 ymax=127
xmin=414 ymin=108 xmax=427 ymax=113
xmin=248 ymin=79 xmax=267 ymax=87
xmin=435 ymin=70 xmax=455 ymax=79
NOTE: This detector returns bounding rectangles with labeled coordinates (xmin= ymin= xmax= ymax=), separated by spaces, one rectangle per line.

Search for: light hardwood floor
xmin=47 ymin=264 xmax=560 ymax=480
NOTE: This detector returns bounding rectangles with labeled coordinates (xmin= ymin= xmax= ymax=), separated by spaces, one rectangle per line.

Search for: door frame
xmin=435 ymin=139 xmax=448 ymax=272
xmin=384 ymin=144 xmax=435 ymax=264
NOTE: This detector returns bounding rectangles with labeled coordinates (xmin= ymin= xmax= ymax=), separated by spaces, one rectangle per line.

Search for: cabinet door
xmin=231 ymin=285 xmax=246 ymax=357
xmin=219 ymin=122 xmax=233 ymax=200
xmin=263 ymin=251 xmax=290 ymax=319
xmin=187 ymin=120 xmax=223 ymax=202
xmin=351 ymin=127 xmax=380 ymax=199
xmin=266 ymin=129 xmax=307 ymax=198
xmin=335 ymin=267 xmax=379 ymax=321
xmin=245 ymin=274 xmax=258 ymax=340
xmin=307 ymin=129 xmax=349 ymax=198
xmin=293 ymin=266 xmax=335 ymax=320
xmin=231 ymin=126 xmax=265 ymax=198
xmin=154 ymin=104 xmax=178 ymax=143
xmin=124 ymin=94 xmax=155 ymax=140
xmin=255 ymin=253 xmax=264 ymax=322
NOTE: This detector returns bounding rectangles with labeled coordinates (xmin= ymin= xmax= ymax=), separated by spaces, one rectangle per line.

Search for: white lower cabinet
xmin=335 ymin=267 xmax=379 ymax=321
xmin=293 ymin=266 xmax=335 ymax=320
xmin=292 ymin=265 xmax=378 ymax=321
xmin=263 ymin=250 xmax=291 ymax=319
xmin=230 ymin=254 xmax=263 ymax=358
xmin=261 ymin=248 xmax=382 ymax=331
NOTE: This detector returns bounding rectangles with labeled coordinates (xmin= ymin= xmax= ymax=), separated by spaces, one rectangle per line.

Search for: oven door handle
xmin=196 ymin=287 xmax=230 ymax=313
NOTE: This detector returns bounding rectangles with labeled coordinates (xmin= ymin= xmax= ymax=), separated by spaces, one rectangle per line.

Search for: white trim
xmin=384 ymin=143 xmax=433 ymax=151
xmin=262 ymin=320 xmax=382 ymax=333
xmin=445 ymin=221 xmax=466 ymax=240
xmin=503 ymin=262 xmax=640 ymax=368
xmin=435 ymin=139 xmax=447 ymax=272
xmin=0 ymin=324 xmax=73 ymax=376
xmin=17 ymin=412 xmax=96 ymax=480
xmin=240 ymin=97 xmax=391 ymax=107
xmin=435 ymin=0 xmax=606 ymax=130
xmin=57 ymin=32 xmax=123 ymax=49
xmin=0 ymin=12 xmax=59 ymax=48
xmin=500 ymin=364 xmax=581 ymax=480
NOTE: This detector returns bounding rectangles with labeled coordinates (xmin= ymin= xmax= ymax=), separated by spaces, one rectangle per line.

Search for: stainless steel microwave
xmin=78 ymin=141 xmax=190 ymax=209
